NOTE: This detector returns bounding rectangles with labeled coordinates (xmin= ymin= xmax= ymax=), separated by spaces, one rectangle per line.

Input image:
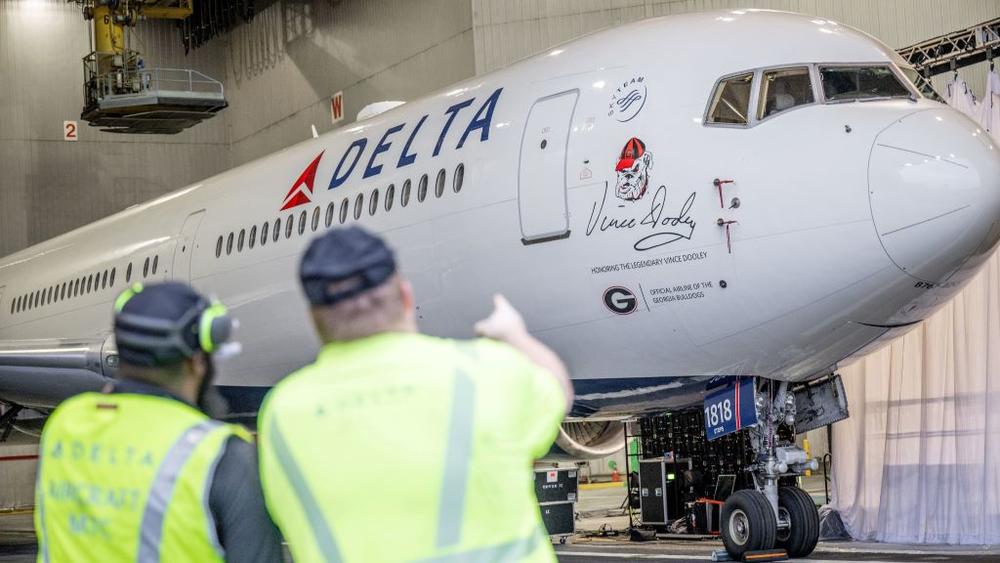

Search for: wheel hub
xmin=729 ymin=509 xmax=750 ymax=546
xmin=776 ymin=506 xmax=791 ymax=542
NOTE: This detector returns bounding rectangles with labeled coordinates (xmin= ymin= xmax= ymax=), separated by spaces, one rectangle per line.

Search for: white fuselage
xmin=2 ymin=10 xmax=999 ymax=417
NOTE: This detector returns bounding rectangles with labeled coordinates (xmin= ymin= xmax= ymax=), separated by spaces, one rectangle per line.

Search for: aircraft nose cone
xmin=869 ymin=109 xmax=1000 ymax=284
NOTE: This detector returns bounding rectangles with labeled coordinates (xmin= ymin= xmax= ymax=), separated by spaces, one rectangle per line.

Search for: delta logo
xmin=280 ymin=151 xmax=325 ymax=211
xmin=278 ymin=88 xmax=503 ymax=211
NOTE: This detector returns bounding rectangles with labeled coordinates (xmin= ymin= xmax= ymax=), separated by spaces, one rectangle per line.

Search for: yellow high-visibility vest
xmin=259 ymin=332 xmax=566 ymax=562
xmin=35 ymin=392 xmax=252 ymax=562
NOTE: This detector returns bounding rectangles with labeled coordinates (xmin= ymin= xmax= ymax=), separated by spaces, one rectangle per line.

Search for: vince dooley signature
xmin=586 ymin=183 xmax=697 ymax=251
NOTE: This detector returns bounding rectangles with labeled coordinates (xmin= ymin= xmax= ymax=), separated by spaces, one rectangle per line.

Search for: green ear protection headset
xmin=114 ymin=284 xmax=233 ymax=366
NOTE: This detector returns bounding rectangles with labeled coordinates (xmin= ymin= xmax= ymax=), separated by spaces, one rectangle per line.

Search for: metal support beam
xmin=897 ymin=17 xmax=1000 ymax=77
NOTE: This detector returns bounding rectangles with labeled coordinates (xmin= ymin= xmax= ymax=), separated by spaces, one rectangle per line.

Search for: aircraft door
xmin=173 ymin=210 xmax=205 ymax=281
xmin=518 ymin=89 xmax=579 ymax=243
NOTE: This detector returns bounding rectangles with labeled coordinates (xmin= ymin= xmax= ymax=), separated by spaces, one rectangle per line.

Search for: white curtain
xmin=830 ymin=251 xmax=1000 ymax=543
xmin=976 ymin=70 xmax=1000 ymax=136
xmin=947 ymin=78 xmax=979 ymax=119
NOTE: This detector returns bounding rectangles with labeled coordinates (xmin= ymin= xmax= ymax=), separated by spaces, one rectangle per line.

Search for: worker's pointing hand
xmin=474 ymin=294 xmax=527 ymax=342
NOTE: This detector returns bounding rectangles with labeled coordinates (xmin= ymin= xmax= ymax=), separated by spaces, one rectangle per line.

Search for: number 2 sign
xmin=64 ymin=121 xmax=78 ymax=142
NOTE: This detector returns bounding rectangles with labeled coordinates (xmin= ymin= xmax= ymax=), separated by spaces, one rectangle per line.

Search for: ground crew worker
xmin=34 ymin=282 xmax=283 ymax=562
xmin=258 ymin=226 xmax=574 ymax=563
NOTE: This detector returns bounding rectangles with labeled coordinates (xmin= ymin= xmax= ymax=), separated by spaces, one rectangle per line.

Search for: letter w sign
xmin=331 ymin=91 xmax=344 ymax=125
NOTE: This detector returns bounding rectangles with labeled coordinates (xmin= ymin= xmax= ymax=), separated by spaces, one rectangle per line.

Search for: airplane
xmin=2 ymin=9 xmax=999 ymax=557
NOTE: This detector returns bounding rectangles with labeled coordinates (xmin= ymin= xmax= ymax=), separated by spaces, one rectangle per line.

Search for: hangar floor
xmin=560 ymin=482 xmax=1000 ymax=562
xmin=3 ymin=484 xmax=999 ymax=562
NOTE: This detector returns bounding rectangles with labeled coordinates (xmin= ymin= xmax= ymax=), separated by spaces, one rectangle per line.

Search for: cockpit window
xmin=758 ymin=67 xmax=814 ymax=120
xmin=901 ymin=66 xmax=945 ymax=103
xmin=820 ymin=66 xmax=912 ymax=102
xmin=707 ymin=73 xmax=754 ymax=125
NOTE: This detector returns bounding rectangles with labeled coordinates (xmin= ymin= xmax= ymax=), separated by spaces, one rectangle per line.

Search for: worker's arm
xmin=474 ymin=294 xmax=574 ymax=412
xmin=208 ymin=436 xmax=284 ymax=563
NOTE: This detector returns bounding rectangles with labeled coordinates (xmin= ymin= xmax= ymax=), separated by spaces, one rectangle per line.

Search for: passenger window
xmin=325 ymin=202 xmax=336 ymax=228
xmin=109 ymin=269 xmax=115 ymax=287
xmin=820 ymin=66 xmax=912 ymax=102
xmin=707 ymin=72 xmax=754 ymax=125
xmin=385 ymin=184 xmax=395 ymax=212
xmin=238 ymin=229 xmax=246 ymax=252
xmin=249 ymin=226 xmax=257 ymax=249
xmin=401 ymin=179 xmax=411 ymax=207
xmin=102 ymin=270 xmax=108 ymax=290
xmin=417 ymin=174 xmax=428 ymax=202
xmin=87 ymin=275 xmax=93 ymax=293
xmin=340 ymin=198 xmax=349 ymax=224
xmin=273 ymin=218 xmax=282 ymax=243
xmin=311 ymin=206 xmax=321 ymax=232
xmin=453 ymin=163 xmax=464 ymax=193
xmin=261 ymin=222 xmax=270 ymax=246
xmin=298 ymin=210 xmax=307 ymax=236
xmin=143 ymin=258 xmax=150 ymax=278
xmin=216 ymin=236 xmax=223 ymax=258
xmin=435 ymin=169 xmax=446 ymax=198
xmin=758 ymin=67 xmax=814 ymax=119
xmin=285 ymin=214 xmax=294 ymax=239
xmin=152 ymin=256 xmax=158 ymax=275
xmin=226 ymin=234 xmax=234 ymax=256
xmin=354 ymin=194 xmax=363 ymax=220
xmin=369 ymin=189 xmax=379 ymax=216
xmin=126 ymin=263 xmax=132 ymax=283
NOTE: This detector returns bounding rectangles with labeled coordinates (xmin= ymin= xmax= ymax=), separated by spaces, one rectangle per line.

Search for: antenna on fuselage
xmin=311 ymin=125 xmax=319 ymax=139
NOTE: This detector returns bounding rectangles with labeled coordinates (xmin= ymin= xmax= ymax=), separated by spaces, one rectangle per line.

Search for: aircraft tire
xmin=775 ymin=486 xmax=820 ymax=558
xmin=721 ymin=489 xmax=776 ymax=558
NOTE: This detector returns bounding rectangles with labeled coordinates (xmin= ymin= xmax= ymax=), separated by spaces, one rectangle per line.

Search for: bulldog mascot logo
xmin=614 ymin=137 xmax=652 ymax=201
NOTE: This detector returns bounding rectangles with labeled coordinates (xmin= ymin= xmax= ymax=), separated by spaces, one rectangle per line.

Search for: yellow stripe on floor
xmin=579 ymin=481 xmax=625 ymax=490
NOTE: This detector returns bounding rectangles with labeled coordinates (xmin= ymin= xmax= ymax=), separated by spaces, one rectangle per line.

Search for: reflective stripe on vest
xmin=267 ymin=415 xmax=344 ymax=562
xmin=138 ymin=419 xmax=222 ymax=563
xmin=435 ymin=369 xmax=475 ymax=549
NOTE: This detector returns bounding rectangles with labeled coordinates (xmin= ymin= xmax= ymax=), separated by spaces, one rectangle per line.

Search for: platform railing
xmin=82 ymin=51 xmax=224 ymax=108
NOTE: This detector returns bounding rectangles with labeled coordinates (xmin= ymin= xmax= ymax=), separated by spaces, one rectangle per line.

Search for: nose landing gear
xmin=719 ymin=380 xmax=822 ymax=560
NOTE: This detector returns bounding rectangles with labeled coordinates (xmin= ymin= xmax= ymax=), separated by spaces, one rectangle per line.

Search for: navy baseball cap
xmin=299 ymin=226 xmax=397 ymax=306
xmin=114 ymin=282 xmax=216 ymax=368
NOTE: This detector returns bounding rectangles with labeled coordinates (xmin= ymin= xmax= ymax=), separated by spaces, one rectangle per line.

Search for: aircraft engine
xmin=548 ymin=420 xmax=626 ymax=460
